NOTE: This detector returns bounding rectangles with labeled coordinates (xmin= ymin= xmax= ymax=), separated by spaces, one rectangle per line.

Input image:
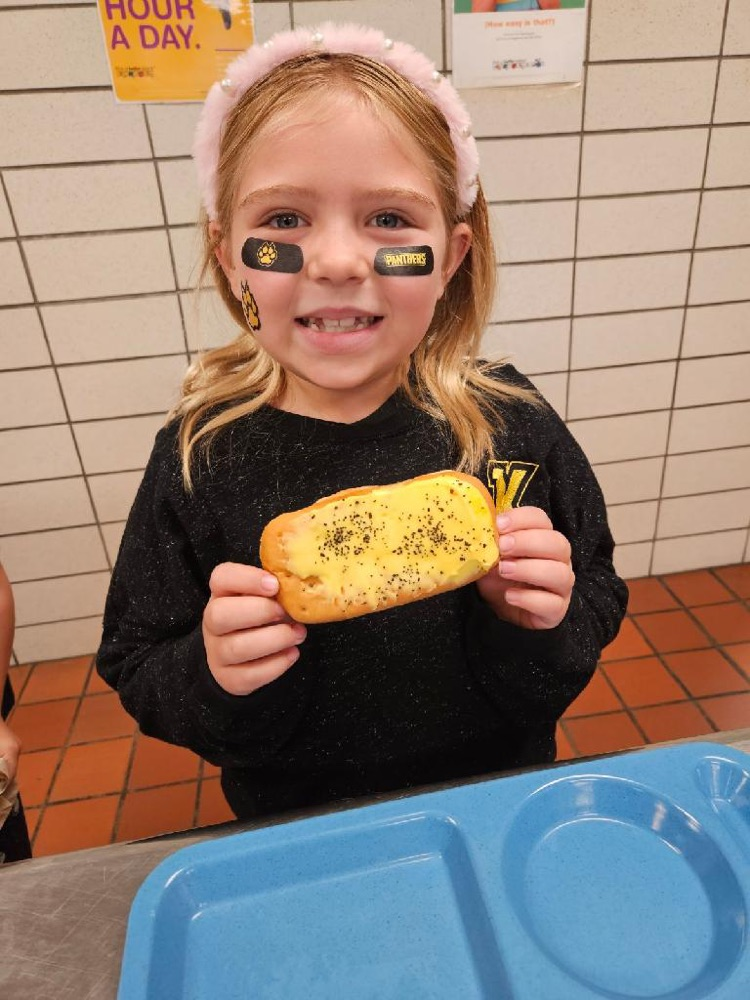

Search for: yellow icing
xmin=281 ymin=476 xmax=499 ymax=613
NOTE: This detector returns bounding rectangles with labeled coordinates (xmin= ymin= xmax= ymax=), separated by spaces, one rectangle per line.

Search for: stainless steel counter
xmin=2 ymin=729 xmax=749 ymax=1000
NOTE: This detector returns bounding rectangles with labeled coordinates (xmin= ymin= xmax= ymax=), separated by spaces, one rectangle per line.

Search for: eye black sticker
xmin=374 ymin=246 xmax=434 ymax=276
xmin=241 ymin=238 xmax=303 ymax=273
xmin=240 ymin=280 xmax=261 ymax=332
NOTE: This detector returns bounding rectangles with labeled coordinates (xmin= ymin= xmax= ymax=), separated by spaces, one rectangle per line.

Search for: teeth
xmin=300 ymin=316 xmax=376 ymax=332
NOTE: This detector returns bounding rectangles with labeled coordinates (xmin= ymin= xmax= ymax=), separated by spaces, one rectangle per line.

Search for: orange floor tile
xmin=6 ymin=562 xmax=750 ymax=859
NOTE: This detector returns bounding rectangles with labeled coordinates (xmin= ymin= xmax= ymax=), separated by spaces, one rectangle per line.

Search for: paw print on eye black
xmin=256 ymin=241 xmax=278 ymax=267
xmin=241 ymin=280 xmax=261 ymax=332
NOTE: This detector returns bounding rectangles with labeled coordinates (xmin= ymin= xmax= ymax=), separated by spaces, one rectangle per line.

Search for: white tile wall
xmin=580 ymin=129 xmax=708 ymax=197
xmin=589 ymin=0 xmax=726 ymax=60
xmin=663 ymin=447 xmax=750 ymax=497
xmin=593 ymin=457 xmax=665 ymax=506
xmin=682 ymin=303 xmax=750 ymax=357
xmin=73 ymin=414 xmax=165 ymax=476
xmin=12 ymin=572 xmax=110 ymax=628
xmin=724 ymin=0 xmax=750 ymax=55
xmin=0 ymin=0 xmax=747 ymax=661
xmin=463 ymin=84 xmax=583 ymax=138
xmin=0 ymin=425 xmax=81 ymax=484
xmin=59 ymin=355 xmax=186 ymax=422
xmin=0 ymin=526 xmax=107 ymax=582
xmin=705 ymin=126 xmax=750 ymax=187
xmin=658 ymin=489 xmax=750 ymax=538
xmin=674 ymin=354 xmax=750 ymax=408
xmin=0 ymin=241 xmax=33 ymax=305
xmin=481 ymin=319 xmax=570 ymax=374
xmin=0 ymin=368 xmax=67 ymax=429
xmin=568 ymin=362 xmax=677 ymax=420
xmin=0 ymin=306 xmax=50 ymax=369
xmin=88 ymin=471 xmax=143 ymax=524
xmin=577 ymin=193 xmax=700 ymax=258
xmin=696 ymin=189 xmax=750 ymax=248
xmin=5 ymin=164 xmax=164 ymax=236
xmin=43 ymin=295 xmax=186 ymax=364
xmin=1 ymin=92 xmax=151 ymax=167
xmin=669 ymin=401 xmax=750 ymax=453
xmin=571 ymin=310 xmax=683 ymax=370
xmin=574 ymin=254 xmax=691 ymax=315
xmin=0 ymin=478 xmax=94 ymax=535
xmin=0 ymin=7 xmax=109 ymax=90
xmin=480 ymin=137 xmax=580 ymax=202
xmin=652 ymin=531 xmax=746 ymax=574
xmin=713 ymin=58 xmax=750 ymax=123
xmin=101 ymin=522 xmax=127 ymax=565
xmin=24 ymin=231 xmax=176 ymax=302
xmin=585 ymin=61 xmax=718 ymax=131
xmin=569 ymin=411 xmax=671 ymax=464
xmin=608 ymin=500 xmax=659 ymax=546
xmin=689 ymin=247 xmax=750 ymax=303
xmin=491 ymin=201 xmax=576 ymax=263
xmin=0 ymin=187 xmax=13 ymax=237
xmin=157 ymin=160 xmax=202 ymax=227
xmin=493 ymin=262 xmax=573 ymax=323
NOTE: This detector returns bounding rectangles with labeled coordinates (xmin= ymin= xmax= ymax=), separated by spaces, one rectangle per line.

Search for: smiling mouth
xmin=297 ymin=316 xmax=380 ymax=333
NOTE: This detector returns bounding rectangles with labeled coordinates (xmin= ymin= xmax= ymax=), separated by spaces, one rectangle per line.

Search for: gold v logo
xmin=487 ymin=460 xmax=539 ymax=511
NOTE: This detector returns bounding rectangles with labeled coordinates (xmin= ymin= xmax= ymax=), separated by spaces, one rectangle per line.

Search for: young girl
xmin=97 ymin=24 xmax=627 ymax=821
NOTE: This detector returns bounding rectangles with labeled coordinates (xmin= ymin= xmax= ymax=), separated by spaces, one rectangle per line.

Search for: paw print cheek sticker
xmin=242 ymin=237 xmax=303 ymax=273
xmin=240 ymin=280 xmax=261 ymax=332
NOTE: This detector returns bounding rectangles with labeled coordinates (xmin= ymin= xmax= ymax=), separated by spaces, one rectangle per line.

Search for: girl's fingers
xmin=204 ymin=594 xmax=287 ymax=636
xmin=220 ymin=621 xmax=306 ymax=667
xmin=504 ymin=586 xmax=570 ymax=628
xmin=498 ymin=527 xmax=572 ymax=564
xmin=496 ymin=506 xmax=553 ymax=533
xmin=209 ymin=561 xmax=279 ymax=598
xmin=218 ymin=646 xmax=302 ymax=696
xmin=499 ymin=557 xmax=575 ymax=597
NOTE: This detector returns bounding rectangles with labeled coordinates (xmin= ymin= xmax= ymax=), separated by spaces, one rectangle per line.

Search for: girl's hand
xmin=0 ymin=716 xmax=21 ymax=783
xmin=202 ymin=562 xmax=306 ymax=696
xmin=476 ymin=507 xmax=575 ymax=630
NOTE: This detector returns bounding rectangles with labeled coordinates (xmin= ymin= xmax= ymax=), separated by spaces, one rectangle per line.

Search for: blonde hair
xmin=172 ymin=52 xmax=537 ymax=489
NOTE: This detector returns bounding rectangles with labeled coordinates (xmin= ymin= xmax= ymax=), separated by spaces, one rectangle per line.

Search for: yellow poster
xmin=96 ymin=0 xmax=254 ymax=102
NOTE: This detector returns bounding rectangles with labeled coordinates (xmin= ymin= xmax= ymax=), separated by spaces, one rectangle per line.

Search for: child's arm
xmin=0 ymin=563 xmax=21 ymax=781
xmin=96 ymin=429 xmax=312 ymax=768
xmin=465 ymin=424 xmax=627 ymax=723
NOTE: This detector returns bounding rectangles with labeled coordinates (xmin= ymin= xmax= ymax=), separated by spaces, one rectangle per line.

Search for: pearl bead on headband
xmin=192 ymin=22 xmax=480 ymax=221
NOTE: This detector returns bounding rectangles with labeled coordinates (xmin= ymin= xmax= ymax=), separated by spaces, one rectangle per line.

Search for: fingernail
xmin=499 ymin=559 xmax=516 ymax=576
xmin=496 ymin=514 xmax=510 ymax=530
xmin=261 ymin=574 xmax=278 ymax=593
xmin=292 ymin=623 xmax=307 ymax=641
xmin=499 ymin=534 xmax=515 ymax=554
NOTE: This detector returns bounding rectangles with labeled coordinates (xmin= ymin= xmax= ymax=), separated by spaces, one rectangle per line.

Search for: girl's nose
xmin=305 ymin=230 xmax=370 ymax=284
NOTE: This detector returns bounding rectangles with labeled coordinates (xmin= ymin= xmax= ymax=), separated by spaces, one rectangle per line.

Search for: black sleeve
xmin=465 ymin=416 xmax=628 ymax=725
xmin=95 ymin=427 xmax=311 ymax=768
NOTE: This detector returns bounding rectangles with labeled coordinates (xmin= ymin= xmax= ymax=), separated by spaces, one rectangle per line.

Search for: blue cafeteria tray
xmin=118 ymin=743 xmax=750 ymax=999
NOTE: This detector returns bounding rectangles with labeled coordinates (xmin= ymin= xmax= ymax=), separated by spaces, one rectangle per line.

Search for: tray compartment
xmin=142 ymin=812 xmax=512 ymax=1000
xmin=695 ymin=754 xmax=750 ymax=862
xmin=501 ymin=774 xmax=746 ymax=999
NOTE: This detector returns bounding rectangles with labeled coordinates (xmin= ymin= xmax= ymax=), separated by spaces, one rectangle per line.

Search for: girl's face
xmin=214 ymin=92 xmax=471 ymax=422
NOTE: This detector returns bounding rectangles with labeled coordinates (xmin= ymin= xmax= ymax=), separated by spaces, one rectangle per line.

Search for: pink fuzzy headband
xmin=193 ymin=22 xmax=480 ymax=221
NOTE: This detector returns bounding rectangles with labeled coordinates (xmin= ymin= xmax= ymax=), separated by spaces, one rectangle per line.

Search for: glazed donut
xmin=259 ymin=471 xmax=500 ymax=624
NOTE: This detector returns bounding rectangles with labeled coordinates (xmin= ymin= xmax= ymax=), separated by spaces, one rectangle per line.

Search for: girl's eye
xmin=372 ymin=212 xmax=406 ymax=229
xmin=268 ymin=213 xmax=301 ymax=229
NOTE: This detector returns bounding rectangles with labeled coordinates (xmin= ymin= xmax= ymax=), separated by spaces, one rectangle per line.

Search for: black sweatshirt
xmin=96 ymin=366 xmax=627 ymax=819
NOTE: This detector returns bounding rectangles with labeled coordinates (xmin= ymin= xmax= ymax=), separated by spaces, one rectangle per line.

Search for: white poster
xmin=452 ymin=0 xmax=588 ymax=89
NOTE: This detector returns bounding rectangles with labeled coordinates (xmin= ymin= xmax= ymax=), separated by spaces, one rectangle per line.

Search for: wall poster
xmin=96 ymin=0 xmax=254 ymax=102
xmin=452 ymin=0 xmax=587 ymax=89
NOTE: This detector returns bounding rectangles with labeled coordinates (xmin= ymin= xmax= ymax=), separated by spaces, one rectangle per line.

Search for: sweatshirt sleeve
xmin=465 ymin=410 xmax=628 ymax=724
xmin=95 ymin=426 xmax=311 ymax=768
